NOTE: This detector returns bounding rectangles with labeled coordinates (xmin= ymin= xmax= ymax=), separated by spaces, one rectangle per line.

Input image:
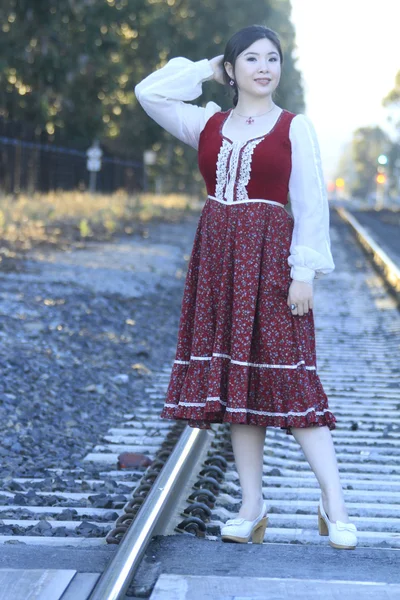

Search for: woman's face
xmin=225 ymin=37 xmax=281 ymax=99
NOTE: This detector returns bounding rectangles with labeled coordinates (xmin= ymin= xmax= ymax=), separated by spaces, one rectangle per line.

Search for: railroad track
xmin=0 ymin=373 xmax=184 ymax=548
xmin=346 ymin=206 xmax=400 ymax=267
xmin=1 ymin=206 xmax=399 ymax=599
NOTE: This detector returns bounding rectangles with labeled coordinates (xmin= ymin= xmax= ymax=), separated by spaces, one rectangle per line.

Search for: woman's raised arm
xmin=134 ymin=56 xmax=222 ymax=150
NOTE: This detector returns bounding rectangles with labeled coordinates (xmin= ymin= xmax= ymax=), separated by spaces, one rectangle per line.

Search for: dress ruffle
xmin=160 ymin=360 xmax=336 ymax=434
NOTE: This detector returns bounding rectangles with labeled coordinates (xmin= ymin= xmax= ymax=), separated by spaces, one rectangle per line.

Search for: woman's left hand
xmin=287 ymin=280 xmax=313 ymax=316
xmin=209 ymin=55 xmax=226 ymax=85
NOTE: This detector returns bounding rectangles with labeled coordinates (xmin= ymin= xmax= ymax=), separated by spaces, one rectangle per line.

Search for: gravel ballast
xmin=0 ymin=213 xmax=200 ymax=481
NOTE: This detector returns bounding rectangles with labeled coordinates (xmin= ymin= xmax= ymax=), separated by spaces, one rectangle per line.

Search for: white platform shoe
xmin=318 ymin=496 xmax=358 ymax=549
xmin=221 ymin=500 xmax=269 ymax=544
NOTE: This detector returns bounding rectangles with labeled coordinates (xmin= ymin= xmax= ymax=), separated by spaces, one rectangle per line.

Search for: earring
xmin=229 ymin=79 xmax=235 ymax=86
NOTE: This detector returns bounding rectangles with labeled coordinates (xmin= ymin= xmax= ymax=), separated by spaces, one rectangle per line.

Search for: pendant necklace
xmin=233 ymin=105 xmax=275 ymax=125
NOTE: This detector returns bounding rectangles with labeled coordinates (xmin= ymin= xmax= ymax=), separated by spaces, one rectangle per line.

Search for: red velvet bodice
xmin=198 ymin=108 xmax=296 ymax=206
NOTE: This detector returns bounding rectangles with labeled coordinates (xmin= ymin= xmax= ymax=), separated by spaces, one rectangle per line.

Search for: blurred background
xmin=0 ymin=0 xmax=399 ymax=251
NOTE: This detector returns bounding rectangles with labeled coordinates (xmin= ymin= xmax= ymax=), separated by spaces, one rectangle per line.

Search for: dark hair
xmin=222 ymin=25 xmax=283 ymax=107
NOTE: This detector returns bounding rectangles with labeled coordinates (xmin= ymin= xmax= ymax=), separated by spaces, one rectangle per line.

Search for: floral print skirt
xmin=159 ymin=198 xmax=336 ymax=435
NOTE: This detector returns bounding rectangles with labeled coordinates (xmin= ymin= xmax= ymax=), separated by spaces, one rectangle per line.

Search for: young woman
xmin=135 ymin=25 xmax=358 ymax=549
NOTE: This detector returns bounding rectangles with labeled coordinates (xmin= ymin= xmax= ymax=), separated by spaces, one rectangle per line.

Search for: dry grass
xmin=0 ymin=190 xmax=202 ymax=263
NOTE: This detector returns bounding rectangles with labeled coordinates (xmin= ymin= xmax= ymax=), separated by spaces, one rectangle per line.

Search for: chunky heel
xmin=251 ymin=516 xmax=268 ymax=544
xmin=318 ymin=496 xmax=358 ymax=549
xmin=318 ymin=506 xmax=329 ymax=536
xmin=221 ymin=500 xmax=268 ymax=544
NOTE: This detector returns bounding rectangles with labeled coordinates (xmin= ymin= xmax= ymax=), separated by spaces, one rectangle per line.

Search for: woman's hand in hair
xmin=287 ymin=280 xmax=313 ymax=316
xmin=209 ymin=55 xmax=225 ymax=85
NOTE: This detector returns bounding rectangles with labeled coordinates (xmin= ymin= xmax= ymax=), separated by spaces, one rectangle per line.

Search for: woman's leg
xmin=291 ymin=425 xmax=349 ymax=522
xmin=230 ymin=423 xmax=266 ymax=520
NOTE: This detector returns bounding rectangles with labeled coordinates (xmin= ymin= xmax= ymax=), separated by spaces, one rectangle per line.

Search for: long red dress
xmin=159 ymin=108 xmax=336 ymax=434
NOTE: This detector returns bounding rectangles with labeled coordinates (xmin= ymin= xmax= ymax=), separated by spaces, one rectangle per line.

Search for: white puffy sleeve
xmin=288 ymin=114 xmax=335 ymax=284
xmin=134 ymin=57 xmax=222 ymax=151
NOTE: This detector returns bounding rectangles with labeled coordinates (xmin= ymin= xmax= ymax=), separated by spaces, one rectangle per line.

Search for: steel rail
xmin=336 ymin=206 xmax=400 ymax=302
xmin=88 ymin=425 xmax=213 ymax=600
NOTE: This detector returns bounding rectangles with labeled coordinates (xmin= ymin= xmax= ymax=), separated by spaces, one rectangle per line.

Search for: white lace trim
xmin=214 ymin=137 xmax=265 ymax=203
xmin=236 ymin=138 xmax=265 ymax=202
xmin=174 ymin=356 xmax=316 ymax=371
xmin=224 ymin=141 xmax=242 ymax=201
xmin=163 ymin=400 xmax=333 ymax=418
xmin=215 ymin=139 xmax=232 ymax=201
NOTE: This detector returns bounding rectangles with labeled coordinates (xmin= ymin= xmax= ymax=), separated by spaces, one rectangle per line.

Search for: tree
xmin=0 ymin=0 xmax=306 ymax=193
xmin=349 ymin=127 xmax=391 ymax=197
xmin=382 ymin=70 xmax=400 ymax=196
xmin=383 ymin=70 xmax=400 ymax=132
xmin=0 ymin=0 xmax=136 ymax=147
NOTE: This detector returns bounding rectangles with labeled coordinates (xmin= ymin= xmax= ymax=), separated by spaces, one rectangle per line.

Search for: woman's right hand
xmin=287 ymin=280 xmax=314 ymax=316
xmin=209 ymin=55 xmax=225 ymax=85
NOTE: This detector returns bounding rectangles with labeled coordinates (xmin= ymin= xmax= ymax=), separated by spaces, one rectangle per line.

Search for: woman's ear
xmin=224 ymin=61 xmax=233 ymax=80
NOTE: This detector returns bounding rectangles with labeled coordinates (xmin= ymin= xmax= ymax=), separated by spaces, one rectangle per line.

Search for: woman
xmin=134 ymin=25 xmax=358 ymax=549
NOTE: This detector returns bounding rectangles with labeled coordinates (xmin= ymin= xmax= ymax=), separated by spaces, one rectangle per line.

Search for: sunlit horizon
xmin=290 ymin=0 xmax=400 ymax=182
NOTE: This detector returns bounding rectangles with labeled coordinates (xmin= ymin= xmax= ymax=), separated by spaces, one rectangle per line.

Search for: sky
xmin=290 ymin=0 xmax=400 ymax=181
